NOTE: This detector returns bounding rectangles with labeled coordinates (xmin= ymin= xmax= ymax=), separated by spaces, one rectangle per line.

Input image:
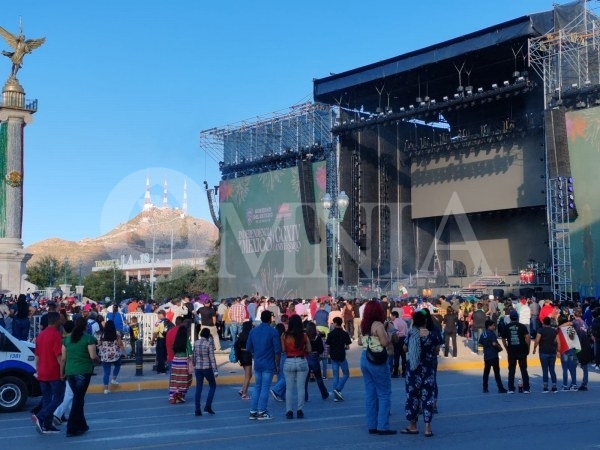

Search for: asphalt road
xmin=5 ymin=363 xmax=600 ymax=450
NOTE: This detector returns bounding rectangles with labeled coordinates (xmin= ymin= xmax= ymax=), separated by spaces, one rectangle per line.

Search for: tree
xmin=82 ymin=267 xmax=128 ymax=304
xmin=26 ymin=255 xmax=74 ymax=289
xmin=154 ymin=264 xmax=196 ymax=301
xmin=188 ymin=251 xmax=218 ymax=299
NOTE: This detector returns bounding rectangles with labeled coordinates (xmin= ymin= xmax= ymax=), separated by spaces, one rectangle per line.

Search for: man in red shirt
xmin=33 ymin=311 xmax=65 ymax=434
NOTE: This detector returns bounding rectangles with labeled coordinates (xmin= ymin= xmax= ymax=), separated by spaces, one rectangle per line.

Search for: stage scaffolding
xmin=200 ymin=102 xmax=335 ymax=170
xmin=528 ymin=1 xmax=600 ymax=108
xmin=547 ymin=177 xmax=574 ymax=303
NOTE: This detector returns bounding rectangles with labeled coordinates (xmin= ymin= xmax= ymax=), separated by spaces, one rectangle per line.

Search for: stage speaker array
xmin=298 ymin=161 xmax=320 ymax=244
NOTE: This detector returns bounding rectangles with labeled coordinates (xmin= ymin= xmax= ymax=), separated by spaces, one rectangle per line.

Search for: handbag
xmin=187 ymin=357 xmax=194 ymax=375
xmin=365 ymin=335 xmax=388 ymax=365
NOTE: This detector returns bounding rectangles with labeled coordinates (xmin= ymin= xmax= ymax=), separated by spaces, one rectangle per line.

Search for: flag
xmin=557 ymin=325 xmax=581 ymax=354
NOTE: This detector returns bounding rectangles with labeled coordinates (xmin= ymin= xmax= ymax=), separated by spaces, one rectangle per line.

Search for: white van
xmin=0 ymin=326 xmax=40 ymax=412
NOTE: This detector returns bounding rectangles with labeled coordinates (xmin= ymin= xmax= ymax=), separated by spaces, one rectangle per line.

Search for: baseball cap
xmin=509 ymin=310 xmax=519 ymax=320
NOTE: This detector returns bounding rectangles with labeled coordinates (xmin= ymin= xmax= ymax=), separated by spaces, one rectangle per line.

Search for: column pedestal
xmin=0 ymin=238 xmax=32 ymax=294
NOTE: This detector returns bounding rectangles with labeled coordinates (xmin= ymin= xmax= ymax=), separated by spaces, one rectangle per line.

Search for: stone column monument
xmin=0 ymin=24 xmax=45 ymax=294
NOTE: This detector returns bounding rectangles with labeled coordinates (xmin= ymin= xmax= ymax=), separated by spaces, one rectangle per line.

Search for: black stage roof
xmin=313 ymin=7 xmax=558 ymax=113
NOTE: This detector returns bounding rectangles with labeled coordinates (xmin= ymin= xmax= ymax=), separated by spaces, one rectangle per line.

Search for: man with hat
xmin=501 ymin=309 xmax=531 ymax=393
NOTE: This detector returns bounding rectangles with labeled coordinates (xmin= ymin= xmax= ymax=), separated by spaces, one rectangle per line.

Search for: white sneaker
xmin=103 ymin=389 xmax=110 ymax=394
xmin=110 ymin=380 xmax=119 ymax=385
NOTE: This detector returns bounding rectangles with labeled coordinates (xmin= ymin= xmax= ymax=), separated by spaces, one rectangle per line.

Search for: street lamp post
xmin=113 ymin=260 xmax=117 ymax=304
xmin=322 ymin=191 xmax=349 ymax=298
xmin=64 ymin=256 xmax=69 ymax=284
xmin=78 ymin=258 xmax=83 ymax=285
xmin=49 ymin=260 xmax=54 ymax=287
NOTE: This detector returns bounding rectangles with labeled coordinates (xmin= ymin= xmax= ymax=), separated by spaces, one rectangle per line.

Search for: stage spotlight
xmin=409 ymin=104 xmax=414 ymax=109
xmin=572 ymin=83 xmax=578 ymax=89
xmin=466 ymin=86 xmax=473 ymax=95
xmin=424 ymin=96 xmax=430 ymax=103
xmin=430 ymin=99 xmax=436 ymax=104
xmin=513 ymin=71 xmax=520 ymax=78
xmin=503 ymin=81 xmax=509 ymax=86
xmin=517 ymin=76 xmax=525 ymax=83
xmin=568 ymin=186 xmax=574 ymax=192
xmin=443 ymin=96 xmax=449 ymax=101
xmin=477 ymin=87 xmax=483 ymax=93
xmin=399 ymin=107 xmax=405 ymax=112
xmin=416 ymin=97 xmax=422 ymax=103
xmin=454 ymin=93 xmax=460 ymax=99
xmin=568 ymin=177 xmax=574 ymax=184
xmin=492 ymin=83 xmax=498 ymax=89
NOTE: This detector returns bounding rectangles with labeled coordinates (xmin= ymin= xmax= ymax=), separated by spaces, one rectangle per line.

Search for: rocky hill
xmin=25 ymin=208 xmax=219 ymax=275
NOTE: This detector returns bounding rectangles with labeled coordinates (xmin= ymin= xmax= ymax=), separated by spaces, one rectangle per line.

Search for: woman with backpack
xmin=98 ymin=320 xmax=125 ymax=394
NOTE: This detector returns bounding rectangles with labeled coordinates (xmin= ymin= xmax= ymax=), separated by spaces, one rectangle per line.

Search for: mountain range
xmin=25 ymin=208 xmax=219 ymax=276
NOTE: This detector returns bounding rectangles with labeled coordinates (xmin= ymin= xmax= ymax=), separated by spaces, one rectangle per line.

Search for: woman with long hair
xmin=402 ymin=309 xmax=441 ymax=437
xmin=282 ymin=314 xmax=310 ymax=419
xmin=422 ymin=308 xmax=442 ymax=413
xmin=168 ymin=325 xmax=192 ymax=404
xmin=13 ymin=294 xmax=30 ymax=340
xmin=360 ymin=299 xmax=395 ymax=435
xmin=236 ymin=321 xmax=254 ymax=399
xmin=61 ymin=316 xmax=98 ymax=437
xmin=98 ymin=319 xmax=125 ymax=394
xmin=304 ymin=321 xmax=329 ymax=401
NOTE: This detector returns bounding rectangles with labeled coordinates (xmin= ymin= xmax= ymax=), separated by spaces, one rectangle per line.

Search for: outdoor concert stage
xmin=208 ymin=1 xmax=600 ymax=301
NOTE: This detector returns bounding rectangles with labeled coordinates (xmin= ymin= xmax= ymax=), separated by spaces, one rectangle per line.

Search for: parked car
xmin=0 ymin=326 xmax=40 ymax=412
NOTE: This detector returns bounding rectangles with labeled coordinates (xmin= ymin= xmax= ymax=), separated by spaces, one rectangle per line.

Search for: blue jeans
xmin=66 ymin=373 xmax=91 ymax=435
xmin=194 ymin=368 xmax=216 ymax=410
xmin=360 ymin=351 xmax=391 ymax=431
xmin=251 ymin=369 xmax=274 ymax=413
xmin=538 ymin=353 xmax=557 ymax=385
xmin=229 ymin=323 xmax=242 ymax=345
xmin=331 ymin=359 xmax=349 ymax=392
xmin=472 ymin=328 xmax=483 ymax=353
xmin=305 ymin=353 xmax=328 ymax=400
xmin=38 ymin=380 xmax=65 ymax=428
xmin=561 ymin=349 xmax=577 ymax=386
xmin=271 ymin=354 xmax=286 ymax=398
xmin=102 ymin=358 xmax=122 ymax=386
xmin=284 ymin=356 xmax=308 ymax=413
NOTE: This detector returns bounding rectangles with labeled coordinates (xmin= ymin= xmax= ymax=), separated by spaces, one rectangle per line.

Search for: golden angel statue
xmin=0 ymin=25 xmax=45 ymax=78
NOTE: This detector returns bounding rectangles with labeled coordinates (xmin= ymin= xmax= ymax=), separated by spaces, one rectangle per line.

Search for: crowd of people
xmin=7 ymin=288 xmax=599 ymax=439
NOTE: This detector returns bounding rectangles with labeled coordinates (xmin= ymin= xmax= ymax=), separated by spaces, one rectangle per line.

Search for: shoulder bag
xmin=365 ymin=335 xmax=388 ymax=365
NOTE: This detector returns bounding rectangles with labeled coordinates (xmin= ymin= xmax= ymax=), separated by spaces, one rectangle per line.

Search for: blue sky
xmin=1 ymin=0 xmax=557 ymax=246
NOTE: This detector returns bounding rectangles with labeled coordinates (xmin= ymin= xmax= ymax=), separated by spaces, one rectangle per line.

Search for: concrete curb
xmin=87 ymin=356 xmax=543 ymax=394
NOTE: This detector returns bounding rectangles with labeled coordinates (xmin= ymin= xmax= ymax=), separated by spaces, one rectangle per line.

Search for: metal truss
xmin=200 ymin=102 xmax=334 ymax=168
xmin=547 ymin=177 xmax=573 ymax=303
xmin=529 ymin=3 xmax=600 ymax=108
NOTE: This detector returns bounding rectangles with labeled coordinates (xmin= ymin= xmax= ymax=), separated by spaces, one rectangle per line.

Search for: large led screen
xmin=218 ymin=162 xmax=328 ymax=299
xmin=565 ymin=108 xmax=600 ymax=294
xmin=410 ymin=134 xmax=546 ymax=219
